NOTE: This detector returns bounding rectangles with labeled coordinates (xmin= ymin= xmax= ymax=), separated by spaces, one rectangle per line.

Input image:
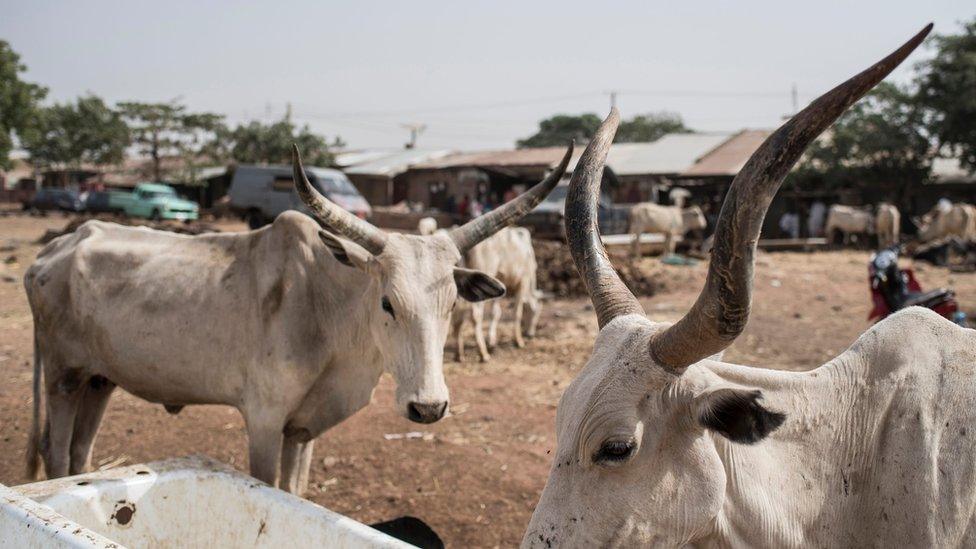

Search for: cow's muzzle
xmin=407 ymin=401 xmax=448 ymax=424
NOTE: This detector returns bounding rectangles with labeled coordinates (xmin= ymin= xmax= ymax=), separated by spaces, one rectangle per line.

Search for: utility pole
xmin=400 ymin=123 xmax=426 ymax=149
xmin=608 ymin=90 xmax=618 ymax=110
xmin=791 ymin=83 xmax=799 ymax=115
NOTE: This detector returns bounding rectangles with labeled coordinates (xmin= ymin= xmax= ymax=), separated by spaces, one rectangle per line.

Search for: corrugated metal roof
xmin=413 ymin=146 xmax=572 ymax=170
xmin=564 ymin=133 xmax=733 ymax=176
xmin=340 ymin=149 xmax=456 ymax=177
xmin=681 ymin=129 xmax=772 ymax=177
xmin=413 ymin=135 xmax=732 ymax=176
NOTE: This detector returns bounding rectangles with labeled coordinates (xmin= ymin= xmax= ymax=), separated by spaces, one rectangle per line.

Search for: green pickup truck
xmin=109 ymin=183 xmax=200 ymax=221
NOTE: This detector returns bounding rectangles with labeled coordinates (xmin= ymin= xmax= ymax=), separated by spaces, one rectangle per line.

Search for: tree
xmin=617 ymin=112 xmax=690 ymax=143
xmin=117 ymin=100 xmax=226 ymax=182
xmin=788 ymin=82 xmax=932 ymax=198
xmin=517 ymin=111 xmax=690 ymax=148
xmin=517 ymin=114 xmax=603 ymax=148
xmin=228 ymin=116 xmax=339 ymax=166
xmin=22 ymin=94 xmax=129 ymax=169
xmin=916 ymin=18 xmax=976 ymax=173
xmin=0 ymin=41 xmax=47 ymax=169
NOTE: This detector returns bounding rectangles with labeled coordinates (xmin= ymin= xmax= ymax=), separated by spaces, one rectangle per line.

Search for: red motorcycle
xmin=868 ymin=246 xmax=964 ymax=324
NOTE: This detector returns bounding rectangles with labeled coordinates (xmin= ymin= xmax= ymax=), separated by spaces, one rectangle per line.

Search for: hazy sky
xmin=2 ymin=1 xmax=972 ymax=150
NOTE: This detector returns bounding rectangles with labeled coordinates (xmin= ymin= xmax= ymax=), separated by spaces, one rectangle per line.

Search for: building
xmin=400 ymin=147 xmax=576 ymax=213
xmin=335 ymin=149 xmax=454 ymax=206
xmin=582 ymin=133 xmax=734 ymax=204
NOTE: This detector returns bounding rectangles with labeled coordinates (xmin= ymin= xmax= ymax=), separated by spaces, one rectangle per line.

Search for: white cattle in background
xmin=451 ymin=227 xmax=542 ymax=362
xmin=875 ymin=202 xmax=901 ymax=247
xmin=825 ymin=204 xmax=874 ymax=245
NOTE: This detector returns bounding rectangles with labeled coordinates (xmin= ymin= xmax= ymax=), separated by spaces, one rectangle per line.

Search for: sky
xmin=1 ymin=1 xmax=973 ymax=151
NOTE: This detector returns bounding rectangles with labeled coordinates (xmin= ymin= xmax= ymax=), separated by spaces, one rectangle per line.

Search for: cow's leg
xmin=453 ymin=314 xmax=466 ymax=362
xmin=471 ymin=302 xmax=491 ymax=362
xmin=69 ymin=376 xmax=115 ymax=475
xmin=525 ymin=293 xmax=542 ymax=338
xmin=513 ymin=296 xmax=527 ymax=348
xmin=487 ymin=301 xmax=502 ymax=349
xmin=631 ymin=225 xmax=642 ymax=258
xmin=280 ymin=435 xmax=314 ymax=495
xmin=43 ymin=374 xmax=84 ymax=479
xmin=244 ymin=412 xmax=285 ymax=487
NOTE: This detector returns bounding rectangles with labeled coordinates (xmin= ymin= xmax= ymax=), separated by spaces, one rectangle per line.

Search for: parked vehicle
xmin=868 ymin=246 xmax=966 ymax=325
xmin=520 ymin=181 xmax=629 ymax=239
xmin=83 ymin=191 xmax=120 ymax=214
xmin=228 ymin=164 xmax=371 ymax=229
xmin=109 ymin=183 xmax=199 ymax=221
xmin=24 ymin=188 xmax=84 ymax=213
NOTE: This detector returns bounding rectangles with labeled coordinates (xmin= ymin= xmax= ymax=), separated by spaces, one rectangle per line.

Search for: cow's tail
xmin=26 ymin=328 xmax=43 ymax=480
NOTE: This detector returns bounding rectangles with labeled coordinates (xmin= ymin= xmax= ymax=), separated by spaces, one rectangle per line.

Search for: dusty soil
xmin=2 ymin=213 xmax=976 ymax=547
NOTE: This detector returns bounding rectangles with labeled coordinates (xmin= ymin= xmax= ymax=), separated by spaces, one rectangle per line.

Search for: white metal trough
xmin=0 ymin=456 xmax=414 ymax=548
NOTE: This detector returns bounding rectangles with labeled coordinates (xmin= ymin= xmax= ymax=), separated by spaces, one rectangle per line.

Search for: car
xmin=109 ymin=183 xmax=200 ymax=221
xmin=519 ymin=181 xmax=630 ymax=239
xmin=25 ymin=188 xmax=84 ymax=213
xmin=83 ymin=191 xmax=121 ymax=214
xmin=227 ymin=164 xmax=371 ymax=229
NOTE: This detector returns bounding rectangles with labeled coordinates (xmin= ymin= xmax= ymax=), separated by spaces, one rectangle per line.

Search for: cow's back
xmin=465 ymin=227 xmax=536 ymax=293
xmin=25 ymin=214 xmax=347 ymax=405
xmin=630 ymin=202 xmax=681 ymax=233
xmin=831 ymin=307 xmax=976 ymax=545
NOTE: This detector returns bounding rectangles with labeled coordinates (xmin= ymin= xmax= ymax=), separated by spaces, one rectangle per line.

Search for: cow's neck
xmin=696 ymin=357 xmax=866 ymax=548
xmin=307 ymin=259 xmax=384 ymax=373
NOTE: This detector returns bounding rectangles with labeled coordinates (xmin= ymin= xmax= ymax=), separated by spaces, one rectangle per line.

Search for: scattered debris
xmin=383 ymin=432 xmax=435 ymax=441
xmin=533 ymin=240 xmax=660 ymax=298
xmin=97 ymin=454 xmax=129 ymax=470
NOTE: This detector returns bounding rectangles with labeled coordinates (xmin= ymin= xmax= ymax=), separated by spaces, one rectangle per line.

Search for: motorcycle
xmin=868 ymin=246 xmax=967 ymax=325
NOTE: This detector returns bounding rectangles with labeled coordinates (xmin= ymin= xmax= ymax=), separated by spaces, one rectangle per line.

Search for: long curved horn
xmin=566 ymin=108 xmax=644 ymax=328
xmin=448 ymin=143 xmax=573 ymax=254
xmin=292 ymin=144 xmax=388 ymax=256
xmin=649 ymin=24 xmax=933 ymax=372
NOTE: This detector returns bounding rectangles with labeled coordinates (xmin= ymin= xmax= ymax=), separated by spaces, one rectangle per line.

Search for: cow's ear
xmin=319 ymin=230 xmax=373 ymax=270
xmin=693 ymin=387 xmax=785 ymax=444
xmin=454 ymin=268 xmax=505 ymax=302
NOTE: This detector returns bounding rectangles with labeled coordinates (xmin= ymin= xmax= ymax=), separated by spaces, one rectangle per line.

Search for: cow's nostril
xmin=407 ymin=401 xmax=447 ymax=424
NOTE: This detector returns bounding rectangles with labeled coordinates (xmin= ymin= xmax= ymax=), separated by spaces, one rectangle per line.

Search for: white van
xmin=228 ymin=164 xmax=371 ymax=229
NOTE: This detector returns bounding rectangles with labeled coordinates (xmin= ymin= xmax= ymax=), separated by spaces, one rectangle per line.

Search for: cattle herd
xmin=20 ymin=24 xmax=976 ymax=547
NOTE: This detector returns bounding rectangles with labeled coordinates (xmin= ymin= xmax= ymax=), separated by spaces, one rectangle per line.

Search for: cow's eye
xmin=381 ymin=296 xmax=395 ymax=319
xmin=594 ymin=440 xmax=635 ymax=464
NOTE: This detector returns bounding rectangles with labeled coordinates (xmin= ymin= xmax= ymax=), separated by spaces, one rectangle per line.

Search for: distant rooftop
xmin=681 ymin=129 xmax=773 ymax=177
xmin=338 ymin=148 xmax=456 ymax=177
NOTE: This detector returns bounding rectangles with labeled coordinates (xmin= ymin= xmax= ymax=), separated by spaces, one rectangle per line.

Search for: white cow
xmin=876 ymin=202 xmax=901 ymax=247
xmin=523 ymin=27 xmax=976 ymax=548
xmin=825 ymin=204 xmax=874 ymax=245
xmin=451 ymin=227 xmax=541 ymax=362
xmin=917 ymin=201 xmax=976 ymax=242
xmin=629 ymin=203 xmax=707 ymax=257
xmin=25 ymin=143 xmax=572 ymax=494
xmin=417 ymin=216 xmax=438 ymax=236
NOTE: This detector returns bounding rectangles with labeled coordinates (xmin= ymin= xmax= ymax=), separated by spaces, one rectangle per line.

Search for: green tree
xmin=788 ymin=82 xmax=932 ymax=197
xmin=517 ymin=114 xmax=603 ymax=148
xmin=228 ymin=116 xmax=338 ymax=166
xmin=916 ymin=18 xmax=976 ymax=173
xmin=517 ymin=111 xmax=690 ymax=148
xmin=0 ymin=41 xmax=47 ymax=169
xmin=117 ymin=100 xmax=226 ymax=182
xmin=617 ymin=112 xmax=689 ymax=142
xmin=22 ymin=94 xmax=129 ymax=169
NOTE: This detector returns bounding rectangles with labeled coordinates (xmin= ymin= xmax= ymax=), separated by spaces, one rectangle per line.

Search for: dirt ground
xmin=2 ymin=212 xmax=976 ymax=547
